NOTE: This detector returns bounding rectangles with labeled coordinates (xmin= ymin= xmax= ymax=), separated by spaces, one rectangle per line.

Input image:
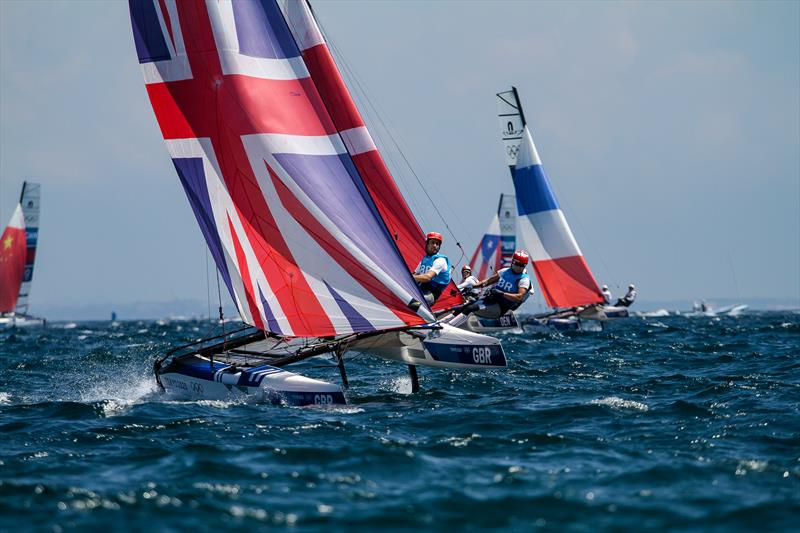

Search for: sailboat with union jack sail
xmin=128 ymin=0 xmax=506 ymax=405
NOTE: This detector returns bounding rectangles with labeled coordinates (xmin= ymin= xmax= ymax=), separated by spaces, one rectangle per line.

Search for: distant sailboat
xmin=470 ymin=193 xmax=516 ymax=280
xmin=496 ymin=87 xmax=628 ymax=330
xmin=129 ymin=0 xmax=505 ymax=405
xmin=0 ymin=182 xmax=44 ymax=328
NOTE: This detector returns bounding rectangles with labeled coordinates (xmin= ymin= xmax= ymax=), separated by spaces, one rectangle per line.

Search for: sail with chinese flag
xmin=0 ymin=205 xmax=27 ymax=313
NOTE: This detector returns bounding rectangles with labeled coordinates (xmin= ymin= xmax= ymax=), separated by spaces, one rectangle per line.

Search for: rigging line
xmin=205 ymin=246 xmax=211 ymax=324
xmin=727 ymin=251 xmax=742 ymax=303
xmin=319 ymin=22 xmax=468 ymax=255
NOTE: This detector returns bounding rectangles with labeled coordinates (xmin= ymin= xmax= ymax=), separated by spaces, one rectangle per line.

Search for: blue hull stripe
xmin=423 ymin=342 xmax=506 ymax=367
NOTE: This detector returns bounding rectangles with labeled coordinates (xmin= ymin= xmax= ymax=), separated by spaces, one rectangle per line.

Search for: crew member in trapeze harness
xmin=615 ymin=284 xmax=637 ymax=307
xmin=456 ymin=264 xmax=481 ymax=303
xmin=413 ymin=232 xmax=451 ymax=305
xmin=449 ymin=250 xmax=532 ymax=326
xmin=601 ymin=285 xmax=613 ymax=305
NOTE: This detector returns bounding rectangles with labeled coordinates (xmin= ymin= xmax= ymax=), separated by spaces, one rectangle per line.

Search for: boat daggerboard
xmin=15 ymin=181 xmax=41 ymax=315
xmin=129 ymin=0 xmax=440 ymax=337
xmin=496 ymin=88 xmax=603 ymax=309
xmin=0 ymin=205 xmax=27 ymax=313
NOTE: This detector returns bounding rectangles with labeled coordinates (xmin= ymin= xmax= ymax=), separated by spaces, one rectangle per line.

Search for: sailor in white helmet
xmin=601 ymin=284 xmax=613 ymax=305
xmin=615 ymin=284 xmax=637 ymax=307
xmin=456 ymin=265 xmax=481 ymax=303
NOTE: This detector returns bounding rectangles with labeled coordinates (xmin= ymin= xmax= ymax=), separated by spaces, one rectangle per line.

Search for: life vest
xmin=417 ymin=253 xmax=451 ymax=287
xmin=495 ymin=268 xmax=531 ymax=302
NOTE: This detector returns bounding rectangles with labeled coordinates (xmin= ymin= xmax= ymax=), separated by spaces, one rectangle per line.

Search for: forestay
xmin=129 ymin=0 xmax=437 ymax=337
xmin=496 ymin=88 xmax=602 ymax=309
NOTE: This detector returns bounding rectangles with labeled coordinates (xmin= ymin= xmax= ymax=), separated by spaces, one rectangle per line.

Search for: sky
xmin=0 ymin=0 xmax=798 ymax=318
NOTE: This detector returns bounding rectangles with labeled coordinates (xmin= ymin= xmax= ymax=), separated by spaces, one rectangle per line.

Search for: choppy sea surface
xmin=1 ymin=312 xmax=798 ymax=532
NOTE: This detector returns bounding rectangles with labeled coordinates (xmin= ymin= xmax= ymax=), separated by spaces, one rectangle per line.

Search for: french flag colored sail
xmin=279 ymin=0 xmax=462 ymax=312
xmin=513 ymin=126 xmax=603 ymax=308
xmin=0 ymin=205 xmax=27 ymax=313
xmin=469 ymin=212 xmax=502 ymax=280
xmin=129 ymin=0 xmax=436 ymax=337
xmin=15 ymin=182 xmax=40 ymax=315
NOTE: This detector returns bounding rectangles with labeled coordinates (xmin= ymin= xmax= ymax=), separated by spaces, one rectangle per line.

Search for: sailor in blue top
xmin=450 ymin=249 xmax=532 ymax=323
xmin=413 ymin=231 xmax=451 ymax=305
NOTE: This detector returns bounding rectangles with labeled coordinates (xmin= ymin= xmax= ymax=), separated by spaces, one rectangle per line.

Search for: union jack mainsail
xmin=129 ymin=0 xmax=463 ymax=337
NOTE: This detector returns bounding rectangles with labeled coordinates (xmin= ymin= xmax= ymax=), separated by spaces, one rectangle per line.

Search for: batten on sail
xmin=130 ymin=0 xmax=436 ymax=337
xmin=0 ymin=206 xmax=27 ymax=314
xmin=497 ymin=88 xmax=603 ymax=309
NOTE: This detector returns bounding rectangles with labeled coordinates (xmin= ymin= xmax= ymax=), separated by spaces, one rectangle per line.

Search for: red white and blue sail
xmin=129 ymin=0 xmax=437 ymax=337
xmin=469 ymin=194 xmax=516 ymax=279
xmin=469 ymin=211 xmax=501 ymax=280
xmin=497 ymin=88 xmax=602 ymax=309
xmin=0 ymin=205 xmax=27 ymax=314
xmin=15 ymin=182 xmax=41 ymax=315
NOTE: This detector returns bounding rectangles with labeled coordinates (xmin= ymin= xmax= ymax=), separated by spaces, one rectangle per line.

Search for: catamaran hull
xmin=577 ymin=306 xmax=630 ymax=321
xmin=351 ymin=323 xmax=507 ymax=369
xmin=0 ymin=314 xmax=45 ymax=328
xmin=158 ymin=355 xmax=346 ymax=406
xmin=521 ymin=316 xmax=602 ymax=333
xmin=459 ymin=311 xmax=523 ymax=334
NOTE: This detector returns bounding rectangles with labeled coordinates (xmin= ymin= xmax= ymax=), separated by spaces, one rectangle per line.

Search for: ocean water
xmin=1 ymin=312 xmax=798 ymax=532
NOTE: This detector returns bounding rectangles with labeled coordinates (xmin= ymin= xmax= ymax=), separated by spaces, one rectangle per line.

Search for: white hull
xmin=578 ymin=305 xmax=630 ymax=321
xmin=159 ymin=354 xmax=345 ymax=406
xmin=521 ymin=315 xmax=602 ymax=333
xmin=459 ymin=311 xmax=524 ymax=335
xmin=350 ymin=323 xmax=507 ymax=369
xmin=0 ymin=314 xmax=45 ymax=328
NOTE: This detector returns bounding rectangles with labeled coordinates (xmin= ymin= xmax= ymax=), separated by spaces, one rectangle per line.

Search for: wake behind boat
xmin=128 ymin=0 xmax=505 ymax=405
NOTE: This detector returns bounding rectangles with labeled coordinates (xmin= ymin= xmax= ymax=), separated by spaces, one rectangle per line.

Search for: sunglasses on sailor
xmin=511 ymin=261 xmax=525 ymax=268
